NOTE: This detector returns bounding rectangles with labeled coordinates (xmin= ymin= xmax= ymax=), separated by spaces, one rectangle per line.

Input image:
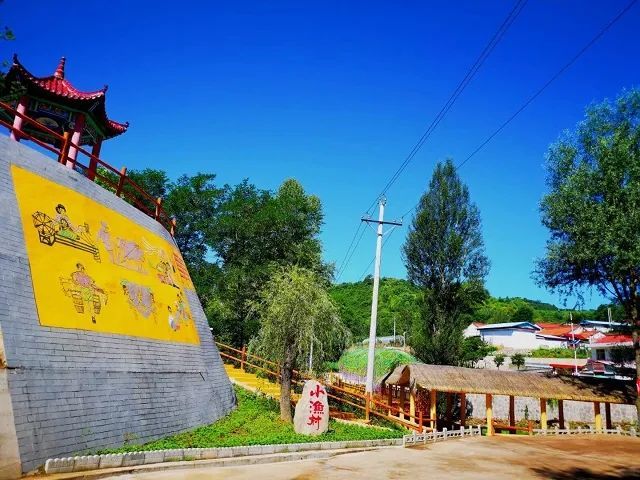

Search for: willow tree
xmin=403 ymin=159 xmax=489 ymax=365
xmin=535 ymin=88 xmax=640 ymax=421
xmin=249 ymin=266 xmax=350 ymax=421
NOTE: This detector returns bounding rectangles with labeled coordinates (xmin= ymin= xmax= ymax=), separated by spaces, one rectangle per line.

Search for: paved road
xmin=106 ymin=436 xmax=640 ymax=480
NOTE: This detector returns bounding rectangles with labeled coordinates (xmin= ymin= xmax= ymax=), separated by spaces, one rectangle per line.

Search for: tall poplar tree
xmin=403 ymin=159 xmax=489 ymax=365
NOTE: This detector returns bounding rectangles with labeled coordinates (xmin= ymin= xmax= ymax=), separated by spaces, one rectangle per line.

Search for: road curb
xmin=42 ymin=438 xmax=403 ymax=475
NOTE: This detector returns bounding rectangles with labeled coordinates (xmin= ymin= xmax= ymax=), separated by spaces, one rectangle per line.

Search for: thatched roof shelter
xmin=383 ymin=363 xmax=635 ymax=405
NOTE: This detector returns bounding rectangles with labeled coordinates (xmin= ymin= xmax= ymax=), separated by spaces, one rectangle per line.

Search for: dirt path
xmin=107 ymin=436 xmax=640 ymax=480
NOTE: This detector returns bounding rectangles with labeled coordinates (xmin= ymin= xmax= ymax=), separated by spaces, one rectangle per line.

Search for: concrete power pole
xmin=362 ymin=198 xmax=402 ymax=394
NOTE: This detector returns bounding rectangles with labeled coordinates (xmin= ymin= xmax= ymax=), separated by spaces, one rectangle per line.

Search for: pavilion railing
xmin=0 ymin=100 xmax=176 ymax=236
xmin=215 ymin=341 xmax=430 ymax=432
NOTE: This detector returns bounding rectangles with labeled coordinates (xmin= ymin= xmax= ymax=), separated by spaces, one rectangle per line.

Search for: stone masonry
xmin=0 ymin=136 xmax=235 ymax=476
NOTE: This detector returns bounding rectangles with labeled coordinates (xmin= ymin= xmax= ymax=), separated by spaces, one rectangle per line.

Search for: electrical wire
xmin=358 ymin=228 xmax=397 ymax=281
xmin=336 ymin=0 xmax=528 ymax=282
xmin=363 ymin=0 xmax=529 ymax=216
xmin=399 ymin=0 xmax=638 ymax=221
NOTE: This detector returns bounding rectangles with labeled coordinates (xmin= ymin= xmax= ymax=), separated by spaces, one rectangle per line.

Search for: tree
xmin=249 ymin=266 xmax=350 ymax=421
xmin=494 ymin=353 xmax=505 ymax=370
xmin=534 ymin=88 xmax=640 ymax=421
xmin=460 ymin=336 xmax=496 ymax=367
xmin=0 ymin=2 xmax=14 ymax=77
xmin=511 ymin=353 xmax=525 ymax=370
xmin=403 ymin=159 xmax=490 ymax=365
xmin=209 ymin=179 xmax=331 ymax=346
xmin=511 ymin=305 xmax=534 ymax=323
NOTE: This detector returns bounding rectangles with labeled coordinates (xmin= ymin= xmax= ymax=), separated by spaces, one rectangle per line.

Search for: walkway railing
xmin=0 ymin=101 xmax=176 ymax=236
xmin=215 ymin=341 xmax=430 ymax=432
xmin=532 ymin=426 xmax=639 ymax=437
xmin=403 ymin=426 xmax=482 ymax=446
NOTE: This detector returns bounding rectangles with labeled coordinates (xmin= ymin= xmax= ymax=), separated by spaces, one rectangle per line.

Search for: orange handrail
xmin=216 ymin=340 xmax=427 ymax=432
xmin=0 ymin=101 xmax=176 ymax=235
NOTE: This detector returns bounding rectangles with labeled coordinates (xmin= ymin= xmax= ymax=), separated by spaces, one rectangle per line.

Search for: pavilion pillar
xmin=605 ymin=403 xmax=612 ymax=430
xmin=10 ymin=95 xmax=28 ymax=141
xmin=459 ymin=392 xmax=466 ymax=427
xmin=387 ymin=385 xmax=393 ymax=415
xmin=540 ymin=398 xmax=548 ymax=430
xmin=429 ymin=390 xmax=437 ymax=430
xmin=486 ymin=394 xmax=493 ymax=436
xmin=594 ymin=402 xmax=602 ymax=432
xmin=67 ymin=113 xmax=86 ymax=168
xmin=398 ymin=386 xmax=406 ymax=420
xmin=509 ymin=395 xmax=515 ymax=433
xmin=445 ymin=392 xmax=453 ymax=428
xmin=88 ymin=139 xmax=103 ymax=180
xmin=558 ymin=400 xmax=565 ymax=429
xmin=409 ymin=387 xmax=416 ymax=422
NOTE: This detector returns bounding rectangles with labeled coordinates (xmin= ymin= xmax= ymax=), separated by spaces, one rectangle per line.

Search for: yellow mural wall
xmin=11 ymin=166 xmax=200 ymax=345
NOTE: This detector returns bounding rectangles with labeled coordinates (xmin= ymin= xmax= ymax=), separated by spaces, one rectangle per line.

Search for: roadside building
xmin=477 ymin=322 xmax=541 ymax=349
xmin=463 ymin=321 xmax=485 ymax=338
xmin=589 ymin=333 xmax=634 ymax=363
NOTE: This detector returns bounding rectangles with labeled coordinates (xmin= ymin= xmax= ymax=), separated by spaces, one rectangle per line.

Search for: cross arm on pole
xmin=361 ymin=217 xmax=403 ymax=227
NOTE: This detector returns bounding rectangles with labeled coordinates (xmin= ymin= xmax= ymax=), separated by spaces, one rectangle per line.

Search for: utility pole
xmin=362 ymin=198 xmax=402 ymax=394
xmin=570 ymin=312 xmax=578 ymax=375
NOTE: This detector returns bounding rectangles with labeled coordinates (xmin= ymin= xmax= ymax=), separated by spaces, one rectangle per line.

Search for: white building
xmin=477 ymin=322 xmax=541 ymax=350
xmin=463 ymin=322 xmax=484 ymax=338
xmin=589 ymin=333 xmax=634 ymax=363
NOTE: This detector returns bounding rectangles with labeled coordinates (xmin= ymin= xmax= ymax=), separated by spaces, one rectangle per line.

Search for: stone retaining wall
xmin=0 ymin=137 xmax=235 ymax=477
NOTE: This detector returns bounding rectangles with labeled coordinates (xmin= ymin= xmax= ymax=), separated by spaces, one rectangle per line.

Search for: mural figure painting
xmin=32 ymin=204 xmax=100 ymax=261
xmin=98 ymin=222 xmax=147 ymax=273
xmin=121 ymin=280 xmax=156 ymax=319
xmin=60 ymin=263 xmax=108 ymax=324
xmin=142 ymin=238 xmax=180 ymax=288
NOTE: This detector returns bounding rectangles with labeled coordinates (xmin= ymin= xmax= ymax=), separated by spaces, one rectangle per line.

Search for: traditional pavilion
xmin=0 ymin=55 xmax=128 ymax=171
xmin=382 ymin=363 xmax=635 ymax=435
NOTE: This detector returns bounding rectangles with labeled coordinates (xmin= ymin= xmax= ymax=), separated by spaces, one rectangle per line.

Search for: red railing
xmin=216 ymin=341 xmax=429 ymax=432
xmin=0 ymin=101 xmax=176 ymax=236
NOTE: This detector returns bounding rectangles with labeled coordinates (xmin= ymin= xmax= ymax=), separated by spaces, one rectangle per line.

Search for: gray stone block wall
xmin=0 ymin=136 xmax=235 ymax=474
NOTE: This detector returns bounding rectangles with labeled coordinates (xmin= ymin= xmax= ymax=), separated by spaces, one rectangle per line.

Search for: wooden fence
xmin=0 ymin=101 xmax=176 ymax=235
xmin=216 ymin=341 xmax=431 ymax=432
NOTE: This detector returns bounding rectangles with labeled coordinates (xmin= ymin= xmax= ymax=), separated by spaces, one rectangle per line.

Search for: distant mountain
xmin=330 ymin=278 xmax=599 ymax=341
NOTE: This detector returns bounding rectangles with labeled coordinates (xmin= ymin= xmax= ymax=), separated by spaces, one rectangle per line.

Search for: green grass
xmin=528 ymin=347 xmax=590 ymax=359
xmin=338 ymin=347 xmax=417 ymax=381
xmin=97 ymin=386 xmax=404 ymax=453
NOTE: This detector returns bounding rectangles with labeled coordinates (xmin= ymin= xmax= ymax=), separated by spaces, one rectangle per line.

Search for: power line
xmin=362 ymin=0 xmax=528 ymax=216
xmin=456 ymin=0 xmax=638 ymax=171
xmin=335 ymin=222 xmax=364 ymax=279
xmin=336 ymin=223 xmax=367 ymax=280
xmin=336 ymin=0 xmax=528 ymax=282
xmin=359 ymin=228 xmax=397 ymax=281
xmin=400 ymin=0 xmax=638 ymax=221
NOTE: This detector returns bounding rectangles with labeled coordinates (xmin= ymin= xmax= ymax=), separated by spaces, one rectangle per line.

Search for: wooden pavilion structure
xmin=382 ymin=363 xmax=635 ymax=435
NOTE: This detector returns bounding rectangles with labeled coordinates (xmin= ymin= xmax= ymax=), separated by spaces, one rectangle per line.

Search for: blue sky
xmin=3 ymin=1 xmax=639 ymax=309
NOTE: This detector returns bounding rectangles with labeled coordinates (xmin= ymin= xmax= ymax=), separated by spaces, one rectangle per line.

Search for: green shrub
xmin=529 ymin=347 xmax=589 ymax=359
xmin=95 ymin=386 xmax=404 ymax=453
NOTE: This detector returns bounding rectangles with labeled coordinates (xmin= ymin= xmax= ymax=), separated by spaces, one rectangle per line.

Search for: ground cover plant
xmin=528 ymin=347 xmax=589 ymax=359
xmin=98 ymin=386 xmax=405 ymax=453
xmin=337 ymin=347 xmax=417 ymax=382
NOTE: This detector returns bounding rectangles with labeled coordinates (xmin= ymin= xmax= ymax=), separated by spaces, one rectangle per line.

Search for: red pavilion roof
xmin=5 ymin=55 xmax=129 ymax=141
xmin=12 ymin=56 xmax=107 ymax=101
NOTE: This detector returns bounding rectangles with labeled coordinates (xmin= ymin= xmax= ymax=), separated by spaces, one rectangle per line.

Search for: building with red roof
xmin=589 ymin=333 xmax=634 ymax=365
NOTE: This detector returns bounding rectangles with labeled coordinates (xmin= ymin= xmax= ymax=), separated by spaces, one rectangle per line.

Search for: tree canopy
xmin=403 ymin=159 xmax=489 ymax=365
xmin=249 ymin=266 xmax=350 ymax=421
xmin=534 ymin=88 xmax=640 ymax=420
